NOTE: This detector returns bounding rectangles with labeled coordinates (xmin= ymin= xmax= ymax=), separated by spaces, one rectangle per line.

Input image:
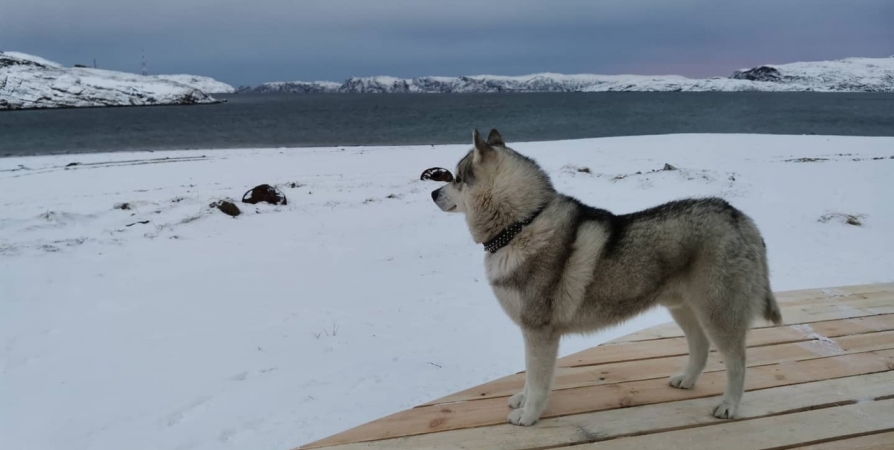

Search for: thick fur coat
xmin=431 ymin=129 xmax=781 ymax=426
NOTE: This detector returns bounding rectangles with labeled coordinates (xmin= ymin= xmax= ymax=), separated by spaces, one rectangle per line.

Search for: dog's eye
xmin=454 ymin=176 xmax=463 ymax=184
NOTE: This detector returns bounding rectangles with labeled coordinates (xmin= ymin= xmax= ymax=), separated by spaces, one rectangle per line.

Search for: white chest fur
xmin=482 ymin=222 xmax=608 ymax=328
xmin=484 ymin=248 xmax=528 ymax=325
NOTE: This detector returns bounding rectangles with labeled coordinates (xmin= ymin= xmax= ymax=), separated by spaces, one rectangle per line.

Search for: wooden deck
xmin=298 ymin=283 xmax=894 ymax=450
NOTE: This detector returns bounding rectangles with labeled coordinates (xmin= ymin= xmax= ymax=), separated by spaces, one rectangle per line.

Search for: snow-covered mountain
xmin=153 ymin=74 xmax=235 ymax=94
xmin=0 ymin=52 xmax=232 ymax=110
xmin=731 ymin=57 xmax=894 ymax=92
xmin=238 ymin=56 xmax=894 ymax=94
xmin=242 ymin=80 xmax=341 ymax=94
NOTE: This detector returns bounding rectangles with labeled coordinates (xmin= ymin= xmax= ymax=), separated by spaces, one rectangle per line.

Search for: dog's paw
xmin=507 ymin=408 xmax=539 ymax=426
xmin=508 ymin=392 xmax=526 ymax=409
xmin=712 ymin=400 xmax=738 ymax=419
xmin=669 ymin=373 xmax=696 ymax=389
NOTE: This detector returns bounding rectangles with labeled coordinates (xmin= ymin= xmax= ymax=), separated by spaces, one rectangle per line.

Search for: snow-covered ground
xmin=1 ymin=134 xmax=892 ymax=450
xmin=0 ymin=52 xmax=233 ymax=110
xmin=238 ymin=56 xmax=894 ymax=93
xmin=153 ymin=75 xmax=235 ymax=94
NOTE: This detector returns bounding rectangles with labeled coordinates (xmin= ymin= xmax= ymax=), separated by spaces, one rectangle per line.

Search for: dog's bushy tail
xmin=764 ymin=291 xmax=783 ymax=326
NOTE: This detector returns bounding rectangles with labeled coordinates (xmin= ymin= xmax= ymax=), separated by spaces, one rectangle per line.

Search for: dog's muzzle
xmin=431 ymin=186 xmax=457 ymax=212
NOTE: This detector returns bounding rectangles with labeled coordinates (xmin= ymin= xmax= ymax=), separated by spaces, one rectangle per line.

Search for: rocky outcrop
xmin=237 ymin=80 xmax=341 ymax=94
xmin=731 ymin=66 xmax=783 ymax=82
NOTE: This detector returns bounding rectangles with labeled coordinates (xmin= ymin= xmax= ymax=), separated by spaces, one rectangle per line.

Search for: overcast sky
xmin=2 ymin=0 xmax=892 ymax=86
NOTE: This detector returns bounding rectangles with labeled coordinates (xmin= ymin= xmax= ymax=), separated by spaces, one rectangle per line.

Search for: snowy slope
xmin=1 ymin=134 xmax=892 ymax=450
xmin=0 ymin=51 xmax=65 ymax=69
xmin=154 ymin=75 xmax=235 ymax=94
xmin=0 ymin=52 xmax=225 ymax=110
xmin=239 ymin=56 xmax=894 ymax=93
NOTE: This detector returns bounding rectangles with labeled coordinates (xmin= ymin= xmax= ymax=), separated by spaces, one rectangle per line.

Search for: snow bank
xmin=238 ymin=56 xmax=894 ymax=93
xmin=1 ymin=134 xmax=892 ymax=450
xmin=0 ymin=52 xmax=228 ymax=110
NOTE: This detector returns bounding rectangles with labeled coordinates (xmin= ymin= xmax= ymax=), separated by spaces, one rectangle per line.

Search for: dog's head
xmin=431 ymin=129 xmax=555 ymax=241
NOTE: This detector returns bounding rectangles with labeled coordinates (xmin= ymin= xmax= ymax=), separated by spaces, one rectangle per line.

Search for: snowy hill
xmin=239 ymin=80 xmax=341 ymax=94
xmin=732 ymin=57 xmax=894 ymax=92
xmin=239 ymin=56 xmax=894 ymax=94
xmin=0 ymin=52 xmax=231 ymax=110
xmin=153 ymin=74 xmax=235 ymax=94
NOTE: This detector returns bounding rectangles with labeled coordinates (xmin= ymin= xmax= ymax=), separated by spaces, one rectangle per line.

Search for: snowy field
xmin=1 ymin=134 xmax=893 ymax=450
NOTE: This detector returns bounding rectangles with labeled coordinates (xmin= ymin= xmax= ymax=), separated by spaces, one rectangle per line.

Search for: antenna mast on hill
xmin=141 ymin=50 xmax=148 ymax=76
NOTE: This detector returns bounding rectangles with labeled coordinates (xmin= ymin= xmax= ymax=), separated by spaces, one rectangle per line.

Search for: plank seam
xmin=540 ymin=407 xmax=894 ymax=450
xmin=764 ymin=428 xmax=894 ymax=450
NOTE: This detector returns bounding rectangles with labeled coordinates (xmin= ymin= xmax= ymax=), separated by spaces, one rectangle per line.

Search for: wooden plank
xmin=612 ymin=292 xmax=894 ymax=343
xmin=609 ymin=321 xmax=681 ymax=343
xmin=297 ymin=372 xmax=894 ymax=450
xmin=579 ymin=399 xmax=894 ymax=450
xmin=788 ymin=431 xmax=894 ymax=450
xmin=558 ymin=314 xmax=894 ymax=368
xmin=424 ymin=329 xmax=894 ymax=406
xmin=300 ymin=349 xmax=894 ymax=448
xmin=611 ymin=285 xmax=894 ymax=344
xmin=612 ymin=282 xmax=894 ymax=344
xmin=787 ymin=294 xmax=894 ymax=319
xmin=774 ymin=283 xmax=894 ymax=303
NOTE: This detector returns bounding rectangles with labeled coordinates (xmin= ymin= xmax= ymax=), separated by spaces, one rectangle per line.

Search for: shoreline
xmin=5 ymin=131 xmax=894 ymax=161
xmin=0 ymin=97 xmax=227 ymax=113
xmin=4 ymin=131 xmax=893 ymax=162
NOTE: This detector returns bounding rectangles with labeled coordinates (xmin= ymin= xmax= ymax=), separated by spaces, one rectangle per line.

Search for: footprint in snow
xmin=163 ymin=395 xmax=213 ymax=427
xmin=227 ymin=367 xmax=278 ymax=382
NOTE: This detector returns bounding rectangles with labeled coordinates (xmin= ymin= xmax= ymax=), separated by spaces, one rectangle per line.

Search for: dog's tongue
xmin=420 ymin=167 xmax=454 ymax=182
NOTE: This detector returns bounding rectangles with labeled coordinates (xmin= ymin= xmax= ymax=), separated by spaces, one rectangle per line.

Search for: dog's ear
xmin=473 ymin=128 xmax=494 ymax=163
xmin=486 ymin=128 xmax=505 ymax=147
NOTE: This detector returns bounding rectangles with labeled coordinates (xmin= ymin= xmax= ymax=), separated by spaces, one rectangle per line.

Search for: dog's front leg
xmin=508 ymin=327 xmax=559 ymax=426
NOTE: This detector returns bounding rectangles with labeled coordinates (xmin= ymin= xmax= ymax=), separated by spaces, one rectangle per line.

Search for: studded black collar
xmin=482 ymin=206 xmax=546 ymax=254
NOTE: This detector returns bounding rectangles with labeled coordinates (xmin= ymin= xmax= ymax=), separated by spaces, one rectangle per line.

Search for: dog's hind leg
xmin=667 ymin=304 xmax=710 ymax=389
xmin=706 ymin=329 xmax=746 ymax=419
xmin=508 ymin=327 xmax=559 ymax=427
xmin=696 ymin=296 xmax=750 ymax=419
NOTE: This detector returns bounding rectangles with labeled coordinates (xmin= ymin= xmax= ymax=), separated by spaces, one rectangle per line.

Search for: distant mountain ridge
xmin=238 ymin=56 xmax=894 ymax=94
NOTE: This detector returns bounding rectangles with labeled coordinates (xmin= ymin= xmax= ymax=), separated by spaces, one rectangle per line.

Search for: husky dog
xmin=431 ymin=129 xmax=782 ymax=426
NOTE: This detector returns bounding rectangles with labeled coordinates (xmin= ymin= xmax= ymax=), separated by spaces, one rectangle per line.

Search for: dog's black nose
xmin=431 ymin=190 xmax=439 ymax=202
